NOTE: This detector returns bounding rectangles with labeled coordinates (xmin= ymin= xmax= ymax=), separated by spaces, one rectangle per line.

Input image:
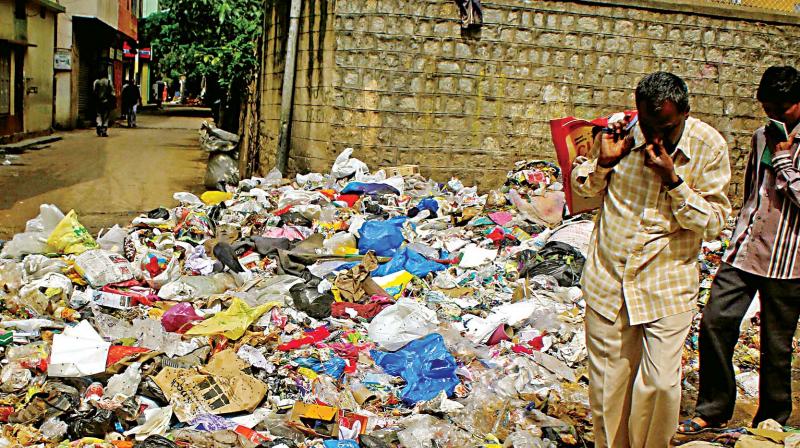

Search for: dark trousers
xmin=695 ymin=263 xmax=800 ymax=425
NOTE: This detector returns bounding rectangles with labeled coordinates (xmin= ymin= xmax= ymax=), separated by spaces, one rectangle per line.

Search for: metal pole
xmin=276 ymin=0 xmax=302 ymax=175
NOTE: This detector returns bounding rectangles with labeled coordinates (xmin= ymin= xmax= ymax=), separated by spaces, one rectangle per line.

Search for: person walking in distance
xmin=93 ymin=76 xmax=115 ymax=137
xmin=121 ymin=79 xmax=142 ymax=128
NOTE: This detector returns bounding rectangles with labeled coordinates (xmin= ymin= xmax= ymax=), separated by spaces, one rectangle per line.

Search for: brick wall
xmin=245 ymin=0 xmax=800 ymax=205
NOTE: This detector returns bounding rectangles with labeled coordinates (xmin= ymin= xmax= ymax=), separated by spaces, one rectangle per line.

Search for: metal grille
xmin=0 ymin=48 xmax=10 ymax=116
xmin=700 ymin=0 xmax=800 ymax=14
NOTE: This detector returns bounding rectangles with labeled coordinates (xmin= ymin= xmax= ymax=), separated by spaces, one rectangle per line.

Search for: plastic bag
xmin=97 ymin=225 xmax=128 ymax=255
xmin=200 ymin=190 xmax=233 ymax=205
xmin=185 ymin=298 xmax=281 ymax=340
xmin=140 ymin=251 xmax=180 ymax=289
xmin=323 ymin=232 xmax=358 ymax=256
xmin=161 ymin=303 xmax=203 ymax=333
xmin=369 ymin=298 xmax=439 ymax=351
xmin=358 ymin=217 xmax=407 ymax=257
xmin=0 ymin=204 xmax=64 ymax=258
xmin=105 ymin=362 xmax=142 ymax=399
xmin=75 ymin=249 xmax=135 ymax=287
xmin=518 ymin=241 xmax=585 ymax=287
xmin=204 ymin=152 xmax=240 ymax=190
xmin=46 ymin=210 xmax=99 ymax=255
xmin=373 ymin=247 xmax=445 ymax=278
xmin=158 ymin=273 xmax=238 ymax=301
xmin=372 ymin=334 xmax=459 ymax=405
xmin=331 ymin=147 xmax=368 ymax=179
xmin=173 ymin=192 xmax=204 ymax=206
xmin=509 ymin=189 xmax=565 ymax=228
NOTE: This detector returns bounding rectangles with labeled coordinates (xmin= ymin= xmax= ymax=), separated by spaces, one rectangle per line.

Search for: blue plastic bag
xmin=372 ymin=247 xmax=446 ymax=278
xmin=417 ymin=198 xmax=439 ymax=213
xmin=293 ymin=356 xmax=348 ymax=379
xmin=341 ymin=182 xmax=400 ymax=196
xmin=323 ymin=440 xmax=359 ymax=448
xmin=370 ymin=333 xmax=459 ymax=405
xmin=358 ymin=217 xmax=407 ymax=257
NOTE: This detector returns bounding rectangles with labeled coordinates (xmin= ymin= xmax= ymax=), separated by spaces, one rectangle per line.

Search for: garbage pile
xmin=0 ymin=148 xmax=764 ymax=447
xmin=201 ymin=121 xmax=240 ymax=191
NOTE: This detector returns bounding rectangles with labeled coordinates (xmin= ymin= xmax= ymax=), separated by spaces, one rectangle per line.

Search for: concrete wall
xmin=60 ymin=0 xmax=119 ymax=29
xmin=142 ymin=0 xmax=158 ymax=18
xmin=0 ymin=1 xmax=15 ymax=41
xmin=22 ymin=5 xmax=56 ymax=134
xmin=246 ymin=0 xmax=800 ymax=204
xmin=0 ymin=0 xmax=57 ymax=135
xmin=118 ymin=0 xmax=137 ymax=40
xmin=54 ymin=13 xmax=77 ymax=129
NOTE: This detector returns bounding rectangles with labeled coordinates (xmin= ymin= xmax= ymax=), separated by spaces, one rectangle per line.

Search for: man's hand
xmin=774 ymin=132 xmax=797 ymax=159
xmin=644 ymin=138 xmax=679 ymax=185
xmin=597 ymin=119 xmax=635 ymax=168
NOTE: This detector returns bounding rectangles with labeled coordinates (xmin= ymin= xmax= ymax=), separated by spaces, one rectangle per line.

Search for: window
xmin=0 ymin=49 xmax=10 ymax=115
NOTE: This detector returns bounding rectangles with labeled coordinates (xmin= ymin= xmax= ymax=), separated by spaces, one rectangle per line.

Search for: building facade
xmin=0 ymin=0 xmax=64 ymax=140
xmin=242 ymin=0 xmax=800 ymax=206
xmin=54 ymin=0 xmax=140 ymax=129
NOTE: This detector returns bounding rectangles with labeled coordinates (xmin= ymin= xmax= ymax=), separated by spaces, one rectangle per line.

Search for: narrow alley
xmin=0 ymin=109 xmax=208 ymax=238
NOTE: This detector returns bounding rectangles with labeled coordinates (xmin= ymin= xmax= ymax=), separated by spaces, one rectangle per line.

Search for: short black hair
xmin=635 ymin=71 xmax=690 ymax=113
xmin=757 ymin=66 xmax=800 ymax=104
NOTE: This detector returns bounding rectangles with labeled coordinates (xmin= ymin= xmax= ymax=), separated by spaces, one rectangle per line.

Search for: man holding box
xmin=572 ymin=71 xmax=731 ymax=447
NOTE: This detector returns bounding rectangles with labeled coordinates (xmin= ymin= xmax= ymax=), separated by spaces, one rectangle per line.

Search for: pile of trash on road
xmin=0 ymin=147 xmax=764 ymax=448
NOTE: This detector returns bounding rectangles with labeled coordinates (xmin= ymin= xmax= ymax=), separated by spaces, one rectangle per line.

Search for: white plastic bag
xmin=173 ymin=192 xmax=203 ymax=207
xmin=369 ymin=298 xmax=439 ymax=351
xmin=21 ymin=254 xmax=67 ymax=281
xmin=97 ymin=225 xmax=128 ymax=255
xmin=277 ymin=189 xmax=329 ymax=209
xmin=331 ymin=147 xmax=368 ymax=179
xmin=0 ymin=204 xmax=64 ymax=258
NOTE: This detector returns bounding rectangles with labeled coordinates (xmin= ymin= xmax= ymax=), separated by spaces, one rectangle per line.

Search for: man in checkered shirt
xmin=571 ymin=71 xmax=732 ymax=448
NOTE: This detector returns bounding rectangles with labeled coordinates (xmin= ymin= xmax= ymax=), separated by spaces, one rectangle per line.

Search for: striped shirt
xmin=724 ymin=122 xmax=800 ymax=279
xmin=572 ymin=117 xmax=732 ymax=325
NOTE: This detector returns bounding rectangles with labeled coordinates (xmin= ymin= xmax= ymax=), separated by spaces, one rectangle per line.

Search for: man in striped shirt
xmin=681 ymin=66 xmax=800 ymax=434
xmin=573 ymin=72 xmax=731 ymax=448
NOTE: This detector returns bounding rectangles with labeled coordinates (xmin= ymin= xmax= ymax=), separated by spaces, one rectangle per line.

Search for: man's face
xmin=762 ymin=101 xmax=800 ymax=127
xmin=637 ymin=100 xmax=689 ymax=146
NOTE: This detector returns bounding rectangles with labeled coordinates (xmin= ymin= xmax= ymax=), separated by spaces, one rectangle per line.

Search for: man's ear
xmin=683 ymin=105 xmax=691 ymax=118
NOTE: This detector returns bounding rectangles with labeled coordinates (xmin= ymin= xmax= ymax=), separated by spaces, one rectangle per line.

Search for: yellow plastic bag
xmin=375 ymin=270 xmax=414 ymax=299
xmin=46 ymin=210 xmax=98 ymax=255
xmin=185 ymin=298 xmax=280 ymax=340
xmin=200 ymin=191 xmax=233 ymax=205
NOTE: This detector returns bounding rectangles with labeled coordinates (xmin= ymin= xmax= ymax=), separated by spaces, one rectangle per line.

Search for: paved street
xmin=0 ymin=109 xmax=209 ymax=238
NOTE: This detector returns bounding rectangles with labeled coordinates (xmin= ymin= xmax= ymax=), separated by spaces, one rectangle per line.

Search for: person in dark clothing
xmin=679 ymin=66 xmax=800 ymax=434
xmin=155 ymin=79 xmax=165 ymax=109
xmin=121 ymin=80 xmax=142 ymax=128
xmin=93 ymin=77 xmax=115 ymax=137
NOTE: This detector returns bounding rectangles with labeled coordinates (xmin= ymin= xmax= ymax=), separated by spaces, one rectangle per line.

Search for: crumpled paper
xmin=334 ymin=251 xmax=379 ymax=302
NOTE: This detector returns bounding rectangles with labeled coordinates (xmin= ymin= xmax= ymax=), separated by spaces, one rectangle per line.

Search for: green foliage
xmin=141 ymin=0 xmax=263 ymax=95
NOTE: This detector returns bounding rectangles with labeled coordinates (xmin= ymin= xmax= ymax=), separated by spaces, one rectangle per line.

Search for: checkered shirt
xmin=572 ymin=116 xmax=732 ymax=325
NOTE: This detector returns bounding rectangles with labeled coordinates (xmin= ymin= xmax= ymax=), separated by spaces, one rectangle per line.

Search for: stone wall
xmin=245 ymin=0 xmax=800 ymax=205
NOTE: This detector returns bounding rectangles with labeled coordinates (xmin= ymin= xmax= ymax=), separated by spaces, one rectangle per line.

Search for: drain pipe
xmin=276 ymin=0 xmax=302 ymax=175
